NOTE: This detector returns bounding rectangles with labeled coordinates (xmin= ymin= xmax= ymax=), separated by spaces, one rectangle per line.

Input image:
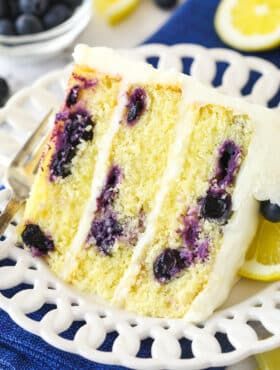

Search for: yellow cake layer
xmin=67 ymin=83 xmax=182 ymax=300
xmin=20 ymin=66 xmax=121 ymax=277
xmin=121 ymin=104 xmax=253 ymax=318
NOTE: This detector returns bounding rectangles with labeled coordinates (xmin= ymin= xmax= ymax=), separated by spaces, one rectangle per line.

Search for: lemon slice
xmin=239 ymin=216 xmax=280 ymax=281
xmin=93 ymin=0 xmax=139 ymax=25
xmin=215 ymin=0 xmax=280 ymax=51
xmin=256 ymin=348 xmax=280 ymax=370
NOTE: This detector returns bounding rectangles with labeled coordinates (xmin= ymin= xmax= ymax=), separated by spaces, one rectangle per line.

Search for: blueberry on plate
xmin=260 ymin=200 xmax=280 ymax=223
xmin=19 ymin=0 xmax=50 ymax=16
xmin=154 ymin=0 xmax=178 ymax=10
xmin=15 ymin=14 xmax=44 ymax=35
xmin=0 ymin=78 xmax=10 ymax=107
xmin=9 ymin=0 xmax=21 ymax=19
xmin=43 ymin=4 xmax=72 ymax=29
xmin=0 ymin=0 xmax=9 ymax=18
xmin=63 ymin=0 xmax=83 ymax=9
xmin=0 ymin=19 xmax=16 ymax=36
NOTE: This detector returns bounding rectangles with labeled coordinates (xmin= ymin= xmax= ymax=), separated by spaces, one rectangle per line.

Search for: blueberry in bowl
xmin=0 ymin=0 xmax=83 ymax=36
xmin=0 ymin=0 xmax=91 ymax=59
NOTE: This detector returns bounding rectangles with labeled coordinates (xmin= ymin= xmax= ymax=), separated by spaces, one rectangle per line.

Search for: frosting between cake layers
xmin=112 ymin=84 xmax=195 ymax=305
xmin=62 ymin=80 xmax=130 ymax=279
xmin=68 ymin=45 xmax=280 ymax=321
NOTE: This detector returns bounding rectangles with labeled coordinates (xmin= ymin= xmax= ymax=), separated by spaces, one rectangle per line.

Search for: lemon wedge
xmin=215 ymin=0 xmax=280 ymax=51
xmin=93 ymin=0 xmax=139 ymax=25
xmin=239 ymin=216 xmax=280 ymax=281
xmin=256 ymin=348 xmax=280 ymax=370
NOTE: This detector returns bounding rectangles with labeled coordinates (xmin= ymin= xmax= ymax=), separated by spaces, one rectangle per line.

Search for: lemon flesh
xmin=239 ymin=216 xmax=280 ymax=281
xmin=215 ymin=0 xmax=280 ymax=51
xmin=256 ymin=348 xmax=280 ymax=370
xmin=93 ymin=0 xmax=139 ymax=25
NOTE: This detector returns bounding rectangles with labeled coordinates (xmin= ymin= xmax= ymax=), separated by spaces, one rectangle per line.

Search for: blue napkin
xmin=145 ymin=0 xmax=279 ymax=108
xmin=146 ymin=0 xmax=280 ymax=69
xmin=2 ymin=0 xmax=278 ymax=369
xmin=0 ymin=305 xmax=230 ymax=370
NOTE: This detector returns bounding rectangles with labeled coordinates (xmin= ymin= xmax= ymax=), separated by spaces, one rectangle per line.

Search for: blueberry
xmin=260 ymin=200 xmax=280 ymax=223
xmin=215 ymin=140 xmax=241 ymax=187
xmin=127 ymin=88 xmax=146 ymax=125
xmin=50 ymin=146 xmax=75 ymax=179
xmin=153 ymin=248 xmax=188 ymax=284
xmin=65 ymin=110 xmax=94 ymax=144
xmin=201 ymin=191 xmax=232 ymax=223
xmin=106 ymin=166 xmax=122 ymax=188
xmin=50 ymin=110 xmax=94 ymax=180
xmin=196 ymin=240 xmax=209 ymax=262
xmin=22 ymin=224 xmax=54 ymax=256
xmin=0 ymin=0 xmax=9 ymax=18
xmin=0 ymin=19 xmax=16 ymax=36
xmin=43 ymin=4 xmax=72 ymax=29
xmin=9 ymin=0 xmax=21 ymax=19
xmin=66 ymin=85 xmax=80 ymax=107
xmin=89 ymin=215 xmax=123 ymax=256
xmin=154 ymin=0 xmax=178 ymax=10
xmin=62 ymin=0 xmax=82 ymax=9
xmin=19 ymin=0 xmax=50 ymax=16
xmin=0 ymin=78 xmax=10 ymax=107
xmin=181 ymin=210 xmax=200 ymax=247
xmin=97 ymin=166 xmax=122 ymax=211
xmin=15 ymin=14 xmax=44 ymax=35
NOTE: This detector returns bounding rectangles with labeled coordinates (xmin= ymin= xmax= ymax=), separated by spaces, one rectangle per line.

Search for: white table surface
xmin=0 ymin=1 xmax=258 ymax=368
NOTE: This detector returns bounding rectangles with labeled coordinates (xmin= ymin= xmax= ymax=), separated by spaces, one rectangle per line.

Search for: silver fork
xmin=0 ymin=110 xmax=53 ymax=235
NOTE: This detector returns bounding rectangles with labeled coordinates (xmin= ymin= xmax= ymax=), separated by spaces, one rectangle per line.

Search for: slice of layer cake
xmin=19 ymin=45 xmax=280 ymax=322
xmin=19 ymin=62 xmax=122 ymax=277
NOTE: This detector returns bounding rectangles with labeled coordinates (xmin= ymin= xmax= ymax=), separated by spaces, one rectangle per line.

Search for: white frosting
xmin=74 ymin=44 xmax=183 ymax=85
xmin=69 ymin=45 xmax=280 ymax=322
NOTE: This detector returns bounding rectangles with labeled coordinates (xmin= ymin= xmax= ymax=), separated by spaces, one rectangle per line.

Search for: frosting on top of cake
xmin=73 ymin=44 xmax=184 ymax=85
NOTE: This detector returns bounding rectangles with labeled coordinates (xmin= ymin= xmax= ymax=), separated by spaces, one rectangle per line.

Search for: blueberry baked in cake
xmin=19 ymin=45 xmax=280 ymax=322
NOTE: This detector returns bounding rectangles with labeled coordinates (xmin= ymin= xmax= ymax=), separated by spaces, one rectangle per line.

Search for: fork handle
xmin=0 ymin=197 xmax=24 ymax=235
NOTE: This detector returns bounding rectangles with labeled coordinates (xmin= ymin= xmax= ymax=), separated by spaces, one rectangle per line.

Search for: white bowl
xmin=0 ymin=0 xmax=92 ymax=60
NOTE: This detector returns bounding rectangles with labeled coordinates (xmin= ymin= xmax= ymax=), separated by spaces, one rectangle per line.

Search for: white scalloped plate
xmin=0 ymin=44 xmax=279 ymax=370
